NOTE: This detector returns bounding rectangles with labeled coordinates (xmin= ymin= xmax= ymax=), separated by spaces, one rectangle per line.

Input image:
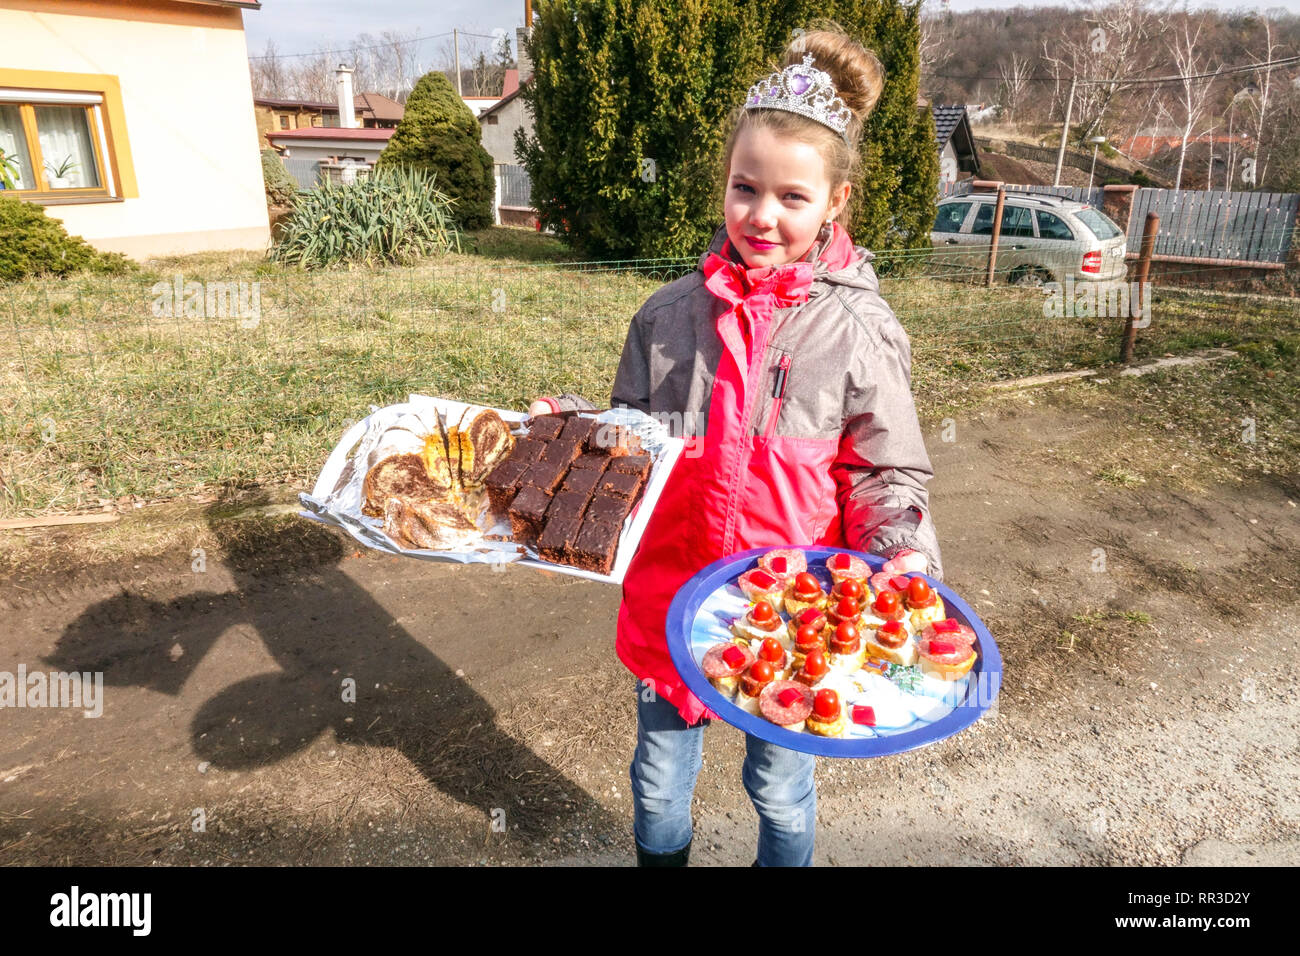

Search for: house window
xmin=279 ymin=114 xmax=289 ymax=129
xmin=0 ymin=89 xmax=112 ymax=197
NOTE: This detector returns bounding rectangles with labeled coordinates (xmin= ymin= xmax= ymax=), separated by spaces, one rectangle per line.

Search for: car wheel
xmin=1012 ymin=267 xmax=1050 ymax=289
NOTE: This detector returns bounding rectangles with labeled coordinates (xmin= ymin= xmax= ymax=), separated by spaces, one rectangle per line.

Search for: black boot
xmin=635 ymin=839 xmax=691 ymax=867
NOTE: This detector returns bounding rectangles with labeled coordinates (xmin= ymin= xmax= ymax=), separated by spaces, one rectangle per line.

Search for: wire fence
xmin=1 ymin=240 xmax=1296 ymax=517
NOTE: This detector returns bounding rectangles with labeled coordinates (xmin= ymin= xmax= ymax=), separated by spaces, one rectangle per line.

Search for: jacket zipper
xmin=762 ymin=353 xmax=791 ymax=445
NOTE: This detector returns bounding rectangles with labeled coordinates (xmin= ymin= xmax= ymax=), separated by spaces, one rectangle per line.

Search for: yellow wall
xmin=0 ymin=0 xmax=270 ymax=258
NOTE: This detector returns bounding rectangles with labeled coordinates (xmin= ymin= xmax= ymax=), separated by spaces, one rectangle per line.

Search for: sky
xmin=242 ymin=0 xmax=1300 ymax=62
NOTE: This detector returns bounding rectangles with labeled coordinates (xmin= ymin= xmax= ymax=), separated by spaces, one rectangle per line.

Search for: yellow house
xmin=0 ymin=0 xmax=269 ymax=259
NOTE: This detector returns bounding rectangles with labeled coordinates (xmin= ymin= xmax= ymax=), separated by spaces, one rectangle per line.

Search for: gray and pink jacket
xmin=546 ymin=221 xmax=943 ymax=723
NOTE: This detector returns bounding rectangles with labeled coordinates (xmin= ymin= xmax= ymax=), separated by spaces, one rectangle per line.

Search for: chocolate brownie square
xmin=560 ymin=466 xmax=602 ymax=499
xmin=507 ymin=437 xmax=546 ymax=463
xmin=585 ymin=492 xmax=631 ymax=527
xmin=599 ymin=469 xmax=644 ymax=500
xmin=484 ymin=458 xmax=528 ymax=514
xmin=607 ymin=454 xmax=651 ymax=480
xmin=507 ymin=484 xmax=551 ymax=545
xmin=568 ymin=517 xmax=622 ymax=574
xmin=527 ymin=414 xmax=565 ymax=442
xmin=559 ymin=415 xmax=597 ymax=446
xmin=520 ymin=456 xmax=567 ymax=494
xmin=537 ymin=511 xmax=583 ymax=564
xmin=569 ymin=452 xmax=609 ymax=472
xmin=542 ymin=438 xmax=582 ymax=466
xmin=545 ymin=489 xmax=589 ymax=521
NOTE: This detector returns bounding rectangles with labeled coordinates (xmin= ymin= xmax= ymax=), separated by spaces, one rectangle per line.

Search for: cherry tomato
xmin=836 ymin=621 xmax=859 ymax=643
xmin=839 ymin=579 xmax=864 ymax=599
xmin=794 ymin=572 xmax=820 ymax=596
xmin=814 ymin=688 xmax=839 ymax=719
xmin=803 ymin=648 xmax=827 ymax=674
xmin=874 ymin=590 xmax=900 ymax=614
xmin=750 ymin=660 xmax=774 ymax=682
xmin=836 ymin=596 xmax=860 ymax=617
xmin=751 ymin=600 xmax=776 ymax=623
xmin=796 ymin=624 xmax=822 ymax=646
xmin=759 ymin=637 xmax=784 ymax=663
xmin=907 ymin=577 xmax=932 ymax=604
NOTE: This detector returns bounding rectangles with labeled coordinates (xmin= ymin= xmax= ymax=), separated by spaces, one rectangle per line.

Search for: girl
xmin=531 ymin=25 xmax=943 ymax=866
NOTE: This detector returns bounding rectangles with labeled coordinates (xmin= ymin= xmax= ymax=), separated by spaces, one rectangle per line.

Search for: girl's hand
xmin=881 ymin=548 xmax=928 ymax=576
xmin=528 ymin=398 xmax=558 ymax=417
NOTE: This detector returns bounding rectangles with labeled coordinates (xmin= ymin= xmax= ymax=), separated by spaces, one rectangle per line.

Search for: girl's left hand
xmin=881 ymin=548 xmax=928 ymax=575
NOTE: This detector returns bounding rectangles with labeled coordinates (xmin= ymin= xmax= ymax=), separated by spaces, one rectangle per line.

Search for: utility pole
xmin=1054 ymin=75 xmax=1077 ymax=187
xmin=454 ymin=28 xmax=462 ymax=96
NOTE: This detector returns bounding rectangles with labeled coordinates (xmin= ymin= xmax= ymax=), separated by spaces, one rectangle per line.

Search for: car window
xmin=970 ymin=203 xmax=996 ymax=235
xmin=1001 ymin=205 xmax=1035 ymax=238
xmin=933 ymin=202 xmax=970 ymax=234
xmin=1075 ymin=207 xmax=1122 ymax=240
xmin=1036 ymin=210 xmax=1075 ymax=240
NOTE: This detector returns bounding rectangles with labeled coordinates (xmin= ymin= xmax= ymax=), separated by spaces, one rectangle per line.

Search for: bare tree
xmin=250 ymin=39 xmax=288 ymax=98
xmin=998 ymin=52 xmax=1033 ymax=125
xmin=1244 ymin=12 xmax=1284 ymax=187
xmin=1042 ymin=0 xmax=1172 ymax=146
xmin=1167 ymin=11 xmax=1218 ymax=191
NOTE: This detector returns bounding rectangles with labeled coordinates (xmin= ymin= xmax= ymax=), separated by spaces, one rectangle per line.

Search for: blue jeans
xmin=628 ymin=680 xmax=816 ymax=866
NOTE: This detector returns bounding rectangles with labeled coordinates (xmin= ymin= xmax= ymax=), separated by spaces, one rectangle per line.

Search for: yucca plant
xmin=270 ymin=165 xmax=463 ymax=269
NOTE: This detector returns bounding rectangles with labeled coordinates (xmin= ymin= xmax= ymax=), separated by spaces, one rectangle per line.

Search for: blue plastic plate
xmin=666 ymin=547 xmax=1002 ymax=758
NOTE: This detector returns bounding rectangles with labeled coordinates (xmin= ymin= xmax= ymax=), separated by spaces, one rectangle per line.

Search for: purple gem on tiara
xmin=790 ymin=73 xmax=811 ymax=96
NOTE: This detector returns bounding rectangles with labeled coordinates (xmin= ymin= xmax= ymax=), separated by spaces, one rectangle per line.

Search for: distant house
xmin=930 ymin=104 xmax=982 ymax=184
xmin=0 ymin=0 xmax=269 ymax=258
xmin=478 ymin=33 xmax=538 ymax=227
xmin=253 ymin=89 xmax=404 ymax=147
xmin=262 ymin=67 xmax=396 ymax=187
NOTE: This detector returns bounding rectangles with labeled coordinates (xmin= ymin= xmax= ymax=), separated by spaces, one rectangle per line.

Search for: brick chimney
xmin=336 ymin=64 xmax=357 ymax=129
xmin=516 ymin=1 xmax=533 ymax=83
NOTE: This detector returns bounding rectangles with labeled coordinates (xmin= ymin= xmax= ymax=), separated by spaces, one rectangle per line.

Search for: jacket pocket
xmin=760 ymin=352 xmax=792 ymax=447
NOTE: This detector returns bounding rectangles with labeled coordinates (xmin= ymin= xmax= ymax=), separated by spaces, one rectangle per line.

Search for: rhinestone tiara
xmin=744 ymin=53 xmax=852 ymax=142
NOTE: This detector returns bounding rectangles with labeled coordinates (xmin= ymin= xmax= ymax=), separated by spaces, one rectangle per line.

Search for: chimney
xmin=516 ymin=2 xmax=533 ymax=83
xmin=336 ymin=64 xmax=357 ymax=129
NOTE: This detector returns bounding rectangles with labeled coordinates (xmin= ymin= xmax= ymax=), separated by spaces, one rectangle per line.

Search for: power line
xmin=248 ymin=29 xmax=504 ymax=61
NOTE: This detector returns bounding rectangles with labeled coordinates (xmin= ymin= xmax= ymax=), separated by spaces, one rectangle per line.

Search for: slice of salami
xmin=758 ymin=679 xmax=814 ymax=727
xmin=868 ymin=570 xmax=895 ymax=595
xmin=758 ymin=548 xmax=807 ymax=585
xmin=918 ymin=636 xmax=976 ymax=666
xmin=826 ymin=552 xmax=869 ymax=584
xmin=737 ymin=567 xmax=782 ymax=601
xmin=920 ymin=620 xmax=977 ymax=649
xmin=703 ymin=642 xmax=755 ymax=679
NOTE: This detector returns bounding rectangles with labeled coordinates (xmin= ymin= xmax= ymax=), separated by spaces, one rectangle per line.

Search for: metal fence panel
xmin=282 ymin=157 xmax=320 ymax=191
xmin=497 ymin=163 xmax=532 ymax=208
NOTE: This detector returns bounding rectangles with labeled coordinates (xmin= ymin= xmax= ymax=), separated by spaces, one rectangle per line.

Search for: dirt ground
xmin=2 ymin=374 xmax=1298 ymax=866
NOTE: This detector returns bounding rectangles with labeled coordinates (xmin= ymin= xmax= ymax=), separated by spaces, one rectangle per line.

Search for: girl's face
xmin=724 ymin=125 xmax=851 ymax=268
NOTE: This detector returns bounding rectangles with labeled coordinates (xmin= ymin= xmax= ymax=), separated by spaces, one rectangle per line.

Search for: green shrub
xmin=261 ymin=148 xmax=299 ymax=207
xmin=377 ymin=72 xmax=495 ymax=230
xmin=268 ymin=165 xmax=463 ymax=269
xmin=0 ymin=194 xmax=134 ymax=283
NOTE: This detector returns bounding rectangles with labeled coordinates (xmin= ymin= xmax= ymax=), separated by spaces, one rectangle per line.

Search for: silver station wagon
xmin=930 ymin=194 xmax=1129 ymax=286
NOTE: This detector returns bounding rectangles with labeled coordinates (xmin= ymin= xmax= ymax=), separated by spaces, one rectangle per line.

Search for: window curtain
xmin=0 ymin=104 xmax=33 ymax=189
xmin=34 ymin=105 xmax=99 ymax=189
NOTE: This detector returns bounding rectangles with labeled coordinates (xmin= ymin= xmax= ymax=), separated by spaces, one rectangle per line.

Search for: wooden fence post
xmin=985 ymin=185 xmax=1006 ymax=288
xmin=1123 ymin=212 xmax=1160 ymax=364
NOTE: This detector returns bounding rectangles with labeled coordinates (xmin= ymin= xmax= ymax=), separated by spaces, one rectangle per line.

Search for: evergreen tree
xmin=517 ymin=0 xmax=937 ymax=259
xmin=379 ymin=71 xmax=495 ymax=230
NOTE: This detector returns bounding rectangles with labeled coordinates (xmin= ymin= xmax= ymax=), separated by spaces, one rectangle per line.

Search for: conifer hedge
xmin=517 ymin=0 xmax=938 ymax=260
xmin=379 ymin=71 xmax=496 ymax=230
